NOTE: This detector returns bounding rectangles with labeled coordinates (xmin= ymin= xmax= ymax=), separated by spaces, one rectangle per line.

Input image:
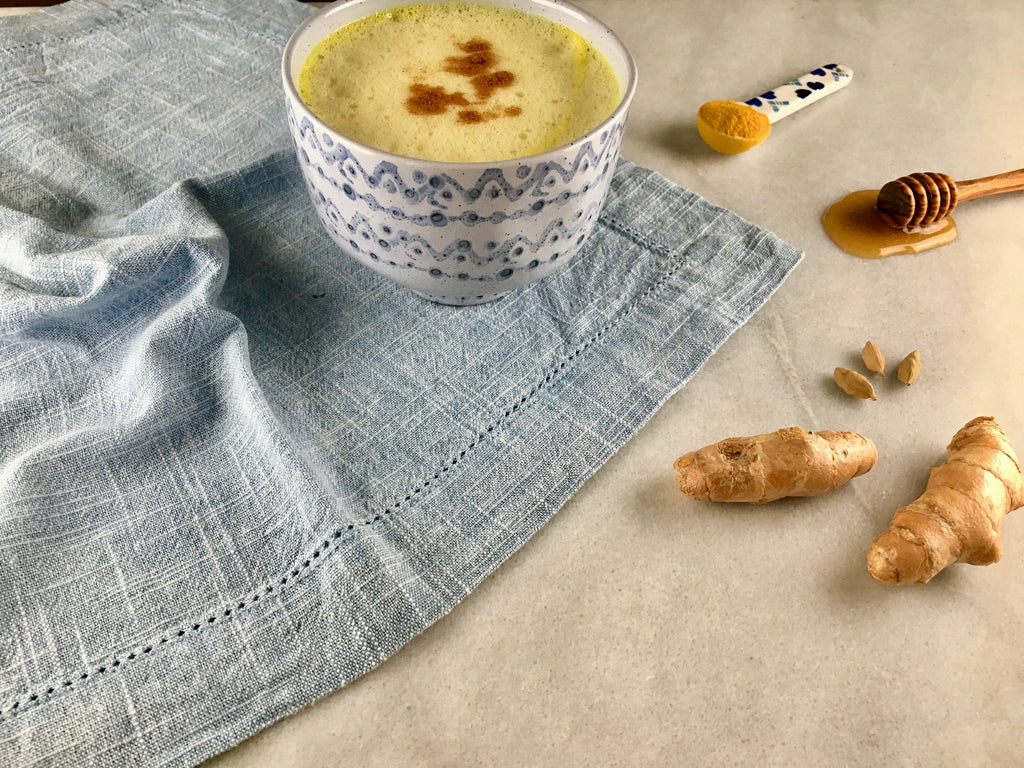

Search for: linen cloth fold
xmin=0 ymin=1 xmax=801 ymax=765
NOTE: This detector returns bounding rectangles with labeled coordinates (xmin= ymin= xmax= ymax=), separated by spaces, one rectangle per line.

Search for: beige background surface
xmin=86 ymin=0 xmax=1024 ymax=764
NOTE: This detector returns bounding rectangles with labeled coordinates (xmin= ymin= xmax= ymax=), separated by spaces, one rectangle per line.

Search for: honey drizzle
xmin=822 ymin=189 xmax=957 ymax=259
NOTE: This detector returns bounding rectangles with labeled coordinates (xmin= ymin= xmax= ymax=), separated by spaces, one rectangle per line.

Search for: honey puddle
xmin=822 ymin=189 xmax=957 ymax=258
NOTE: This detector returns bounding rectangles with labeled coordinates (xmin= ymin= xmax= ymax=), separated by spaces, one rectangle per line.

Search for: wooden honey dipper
xmin=876 ymin=167 xmax=1024 ymax=230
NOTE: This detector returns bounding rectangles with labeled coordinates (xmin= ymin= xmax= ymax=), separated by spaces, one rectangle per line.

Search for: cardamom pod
xmin=834 ymin=367 xmax=877 ymax=400
xmin=897 ymin=350 xmax=921 ymax=386
xmin=861 ymin=340 xmax=885 ymax=376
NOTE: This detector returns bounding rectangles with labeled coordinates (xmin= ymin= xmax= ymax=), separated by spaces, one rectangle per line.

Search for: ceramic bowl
xmin=282 ymin=0 xmax=637 ymax=306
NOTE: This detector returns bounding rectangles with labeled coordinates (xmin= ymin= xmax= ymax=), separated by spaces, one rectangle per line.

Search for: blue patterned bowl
xmin=282 ymin=0 xmax=637 ymax=305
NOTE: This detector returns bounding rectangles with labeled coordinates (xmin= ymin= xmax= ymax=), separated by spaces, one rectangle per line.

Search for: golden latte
xmin=298 ymin=2 xmax=621 ymax=162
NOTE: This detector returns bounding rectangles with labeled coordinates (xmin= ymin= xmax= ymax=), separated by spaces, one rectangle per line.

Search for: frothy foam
xmin=298 ymin=2 xmax=621 ymax=162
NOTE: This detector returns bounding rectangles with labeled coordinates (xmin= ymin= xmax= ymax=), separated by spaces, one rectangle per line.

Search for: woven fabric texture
xmin=0 ymin=1 xmax=802 ymax=765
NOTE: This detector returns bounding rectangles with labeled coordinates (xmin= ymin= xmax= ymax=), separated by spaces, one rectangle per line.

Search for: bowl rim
xmin=281 ymin=0 xmax=638 ymax=168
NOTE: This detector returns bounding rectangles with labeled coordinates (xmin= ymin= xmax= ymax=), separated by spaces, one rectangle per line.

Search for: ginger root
xmin=867 ymin=416 xmax=1024 ymax=585
xmin=674 ymin=426 xmax=877 ymax=504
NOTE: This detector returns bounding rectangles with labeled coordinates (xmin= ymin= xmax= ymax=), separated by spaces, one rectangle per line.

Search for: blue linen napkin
xmin=0 ymin=1 xmax=801 ymax=765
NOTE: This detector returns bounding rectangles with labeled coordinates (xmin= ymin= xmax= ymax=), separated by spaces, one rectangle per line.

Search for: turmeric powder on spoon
xmin=697 ymin=64 xmax=853 ymax=154
xmin=697 ymin=100 xmax=770 ymax=154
